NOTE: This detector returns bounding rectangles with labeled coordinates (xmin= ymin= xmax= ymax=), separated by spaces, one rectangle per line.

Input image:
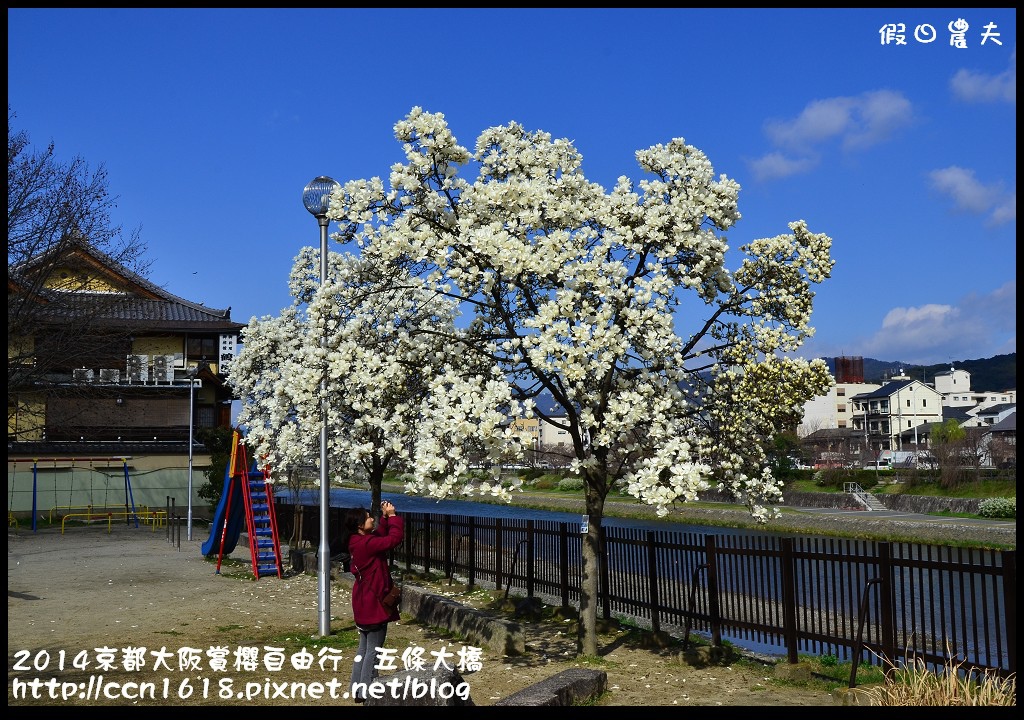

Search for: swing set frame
xmin=9 ymin=457 xmax=137 ymax=533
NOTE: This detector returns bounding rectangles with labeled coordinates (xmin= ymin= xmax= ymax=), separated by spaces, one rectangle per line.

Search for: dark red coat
xmin=348 ymin=515 xmax=404 ymax=627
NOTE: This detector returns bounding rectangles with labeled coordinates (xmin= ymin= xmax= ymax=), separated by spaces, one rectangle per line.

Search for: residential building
xmin=935 ymin=366 xmax=1016 ymax=409
xmin=538 ymin=416 xmax=572 ymax=449
xmin=800 ymin=427 xmax=863 ymax=468
xmin=8 ymin=238 xmax=244 ymax=515
xmin=964 ymin=402 xmax=1017 ymax=429
xmin=986 ymin=411 xmax=1016 ymax=468
xmin=798 ymin=381 xmax=881 ymax=436
xmin=507 ymin=414 xmax=574 ymax=466
xmin=850 ymin=375 xmax=943 ymax=455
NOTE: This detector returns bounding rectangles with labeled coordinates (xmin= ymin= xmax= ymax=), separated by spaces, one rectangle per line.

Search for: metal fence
xmin=278 ymin=504 xmax=1015 ymax=679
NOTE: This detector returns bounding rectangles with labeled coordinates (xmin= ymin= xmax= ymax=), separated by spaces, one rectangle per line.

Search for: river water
xmin=277 ymin=486 xmax=799 ymax=539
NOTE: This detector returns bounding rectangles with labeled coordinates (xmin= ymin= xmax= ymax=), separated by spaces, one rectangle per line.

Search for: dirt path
xmin=8 ymin=525 xmax=839 ymax=706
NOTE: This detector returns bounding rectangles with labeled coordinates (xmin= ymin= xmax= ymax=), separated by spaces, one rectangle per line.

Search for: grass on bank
xmin=864 ymin=652 xmax=1017 ymax=706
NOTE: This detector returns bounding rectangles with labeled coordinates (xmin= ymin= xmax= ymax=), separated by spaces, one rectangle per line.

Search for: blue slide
xmin=200 ymin=459 xmax=248 ymax=557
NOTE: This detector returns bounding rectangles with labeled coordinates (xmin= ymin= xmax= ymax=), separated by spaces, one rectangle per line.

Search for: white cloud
xmin=950 ymin=48 xmax=1016 ymax=104
xmin=749 ymin=90 xmax=913 ymax=181
xmin=990 ymin=193 xmax=1017 ymax=225
xmin=842 ymin=90 xmax=914 ymax=150
xmin=928 ymin=166 xmax=1016 ymax=226
xmin=855 ymin=281 xmax=1017 ymax=365
xmin=747 ymin=152 xmax=819 ymax=182
xmin=764 ymin=97 xmax=856 ymax=152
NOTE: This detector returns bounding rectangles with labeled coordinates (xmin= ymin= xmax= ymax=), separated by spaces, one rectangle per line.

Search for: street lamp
xmin=186 ymin=370 xmax=200 ymax=541
xmin=303 ymin=175 xmax=340 ymax=637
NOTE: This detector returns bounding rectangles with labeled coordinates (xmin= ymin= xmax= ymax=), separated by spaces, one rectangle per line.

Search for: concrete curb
xmin=401 ymin=583 xmax=526 ymax=656
xmin=494 ymin=668 xmax=608 ymax=706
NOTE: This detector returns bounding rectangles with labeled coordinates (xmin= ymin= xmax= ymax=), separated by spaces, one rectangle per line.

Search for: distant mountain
xmin=529 ymin=353 xmax=1015 ymax=415
xmin=823 ymin=353 xmax=1016 ymax=392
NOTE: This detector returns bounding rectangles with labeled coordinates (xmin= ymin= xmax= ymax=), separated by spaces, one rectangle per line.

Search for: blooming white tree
xmin=329 ymin=107 xmax=834 ymax=654
xmin=229 ymin=248 xmax=520 ymax=515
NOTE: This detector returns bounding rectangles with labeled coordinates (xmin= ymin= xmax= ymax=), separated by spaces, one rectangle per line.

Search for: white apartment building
xmin=798 ymin=382 xmax=881 ymax=436
xmin=935 ymin=366 xmax=1016 ymax=409
xmin=509 ymin=415 xmax=573 ymax=449
xmin=850 ymin=377 xmax=943 ymax=453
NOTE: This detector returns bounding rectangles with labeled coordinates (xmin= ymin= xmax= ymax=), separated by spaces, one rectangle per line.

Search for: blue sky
xmin=8 ymin=8 xmax=1016 ymax=367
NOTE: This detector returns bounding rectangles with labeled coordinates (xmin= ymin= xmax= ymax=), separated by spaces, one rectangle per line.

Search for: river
xmin=275 ymin=486 xmax=802 ymax=540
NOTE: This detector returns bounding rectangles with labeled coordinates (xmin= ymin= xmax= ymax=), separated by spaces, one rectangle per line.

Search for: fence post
xmin=404 ymin=513 xmax=413 ymax=573
xmin=467 ymin=516 xmax=476 ymax=588
xmin=560 ymin=522 xmax=570 ymax=609
xmin=526 ymin=519 xmax=535 ymax=599
xmin=1002 ymin=550 xmax=1016 ymax=674
xmin=780 ymin=537 xmax=799 ymax=664
xmin=646 ymin=531 xmax=660 ymax=634
xmin=599 ymin=523 xmax=610 ymax=621
xmin=443 ymin=515 xmax=452 ymax=580
xmin=494 ymin=518 xmax=503 ymax=593
xmin=705 ymin=535 xmax=722 ymax=647
xmin=878 ymin=542 xmax=896 ymax=670
xmin=423 ymin=514 xmax=432 ymax=575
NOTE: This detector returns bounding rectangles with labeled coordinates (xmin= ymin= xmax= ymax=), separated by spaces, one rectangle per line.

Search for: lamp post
xmin=187 ymin=370 xmax=198 ymax=541
xmin=912 ymin=382 xmax=918 ymax=449
xmin=303 ymin=175 xmax=340 ymax=637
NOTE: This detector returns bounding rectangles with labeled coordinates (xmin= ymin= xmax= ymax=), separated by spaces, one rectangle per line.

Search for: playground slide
xmin=200 ymin=461 xmax=246 ymax=557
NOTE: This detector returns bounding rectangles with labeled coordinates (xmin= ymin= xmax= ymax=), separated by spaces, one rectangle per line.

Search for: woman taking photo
xmin=342 ymin=500 xmax=404 ymax=703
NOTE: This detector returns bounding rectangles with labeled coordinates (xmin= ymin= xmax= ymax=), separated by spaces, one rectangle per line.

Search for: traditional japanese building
xmin=8 ymin=237 xmax=244 ymax=516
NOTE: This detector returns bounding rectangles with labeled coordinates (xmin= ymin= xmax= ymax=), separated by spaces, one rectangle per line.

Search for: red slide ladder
xmin=237 ymin=444 xmax=283 ymax=580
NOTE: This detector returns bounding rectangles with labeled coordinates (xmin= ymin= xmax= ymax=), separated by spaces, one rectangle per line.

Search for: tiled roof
xmin=989 ymin=411 xmax=1016 ymax=433
xmin=11 ymin=236 xmax=243 ymax=332
xmin=942 ymin=406 xmax=973 ymax=422
xmin=974 ymin=403 xmax=1016 ymax=417
xmin=86 ymin=296 xmax=242 ymax=330
xmin=850 ymin=379 xmax=914 ymax=400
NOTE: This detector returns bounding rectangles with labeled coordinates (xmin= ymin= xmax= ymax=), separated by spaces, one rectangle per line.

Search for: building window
xmin=838 ymin=405 xmax=846 ymax=412
xmin=838 ymin=420 xmax=846 ymax=428
xmin=906 ymin=399 xmax=911 ymax=407
xmin=836 ymin=388 xmax=845 ymax=396
xmin=907 ymin=420 xmax=912 ymax=428
xmin=187 ymin=337 xmax=217 ymax=362
xmin=922 ymin=399 xmax=927 ymax=407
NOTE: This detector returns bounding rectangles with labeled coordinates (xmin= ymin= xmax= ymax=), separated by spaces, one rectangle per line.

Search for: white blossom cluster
xmin=228 ymin=249 xmax=522 ymax=499
xmin=290 ymin=107 xmax=837 ymax=522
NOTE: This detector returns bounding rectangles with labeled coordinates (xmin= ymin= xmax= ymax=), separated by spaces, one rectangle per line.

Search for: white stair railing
xmin=843 ymin=482 xmax=879 ymax=511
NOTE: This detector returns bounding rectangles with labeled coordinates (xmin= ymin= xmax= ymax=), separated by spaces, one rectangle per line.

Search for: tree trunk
xmin=576 ymin=474 xmax=606 ymax=656
xmin=369 ymin=453 xmax=384 ymax=519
